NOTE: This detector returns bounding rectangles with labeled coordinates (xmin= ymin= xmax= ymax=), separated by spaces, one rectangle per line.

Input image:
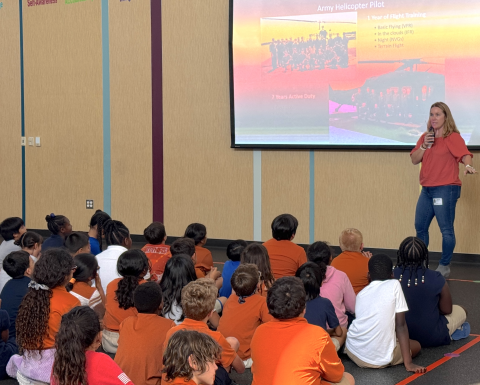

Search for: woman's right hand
xmin=423 ymin=131 xmax=434 ymax=148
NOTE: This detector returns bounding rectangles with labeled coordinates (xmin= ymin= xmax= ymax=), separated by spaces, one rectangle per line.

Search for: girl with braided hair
xmin=96 ymin=219 xmax=132 ymax=293
xmin=393 ymin=237 xmax=468 ymax=347
xmin=6 ymin=249 xmax=80 ymax=383
xmin=42 ymin=214 xmax=73 ymax=252
xmin=88 ymin=210 xmax=111 ymax=256
xmin=51 ymin=306 xmax=133 ymax=385
xmin=102 ymin=249 xmax=150 ymax=353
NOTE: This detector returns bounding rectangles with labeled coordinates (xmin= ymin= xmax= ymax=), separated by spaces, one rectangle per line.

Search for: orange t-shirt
xmin=164 ymin=318 xmax=236 ymax=368
xmin=115 ymin=313 xmax=175 ymax=385
xmin=71 ymin=281 xmax=96 ymax=299
xmin=103 ymin=278 xmax=146 ymax=331
xmin=250 ymin=317 xmax=344 ymax=385
xmin=330 ymin=251 xmax=369 ymax=295
xmin=151 ymin=252 xmax=172 ymax=276
xmin=44 ymin=286 xmax=81 ymax=349
xmin=217 ymin=293 xmax=273 ymax=360
xmin=263 ymin=239 xmax=307 ymax=279
xmin=142 ymin=244 xmax=171 ymax=267
xmin=194 ymin=246 xmax=213 ymax=277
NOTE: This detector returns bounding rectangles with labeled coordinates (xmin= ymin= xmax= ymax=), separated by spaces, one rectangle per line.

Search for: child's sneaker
xmin=451 ymin=322 xmax=470 ymax=340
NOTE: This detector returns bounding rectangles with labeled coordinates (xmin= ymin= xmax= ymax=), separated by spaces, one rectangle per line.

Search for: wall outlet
xmin=28 ymin=137 xmax=34 ymax=146
xmin=86 ymin=200 xmax=94 ymax=209
xmin=21 ymin=137 xmax=26 ymax=146
xmin=35 ymin=137 xmax=41 ymax=147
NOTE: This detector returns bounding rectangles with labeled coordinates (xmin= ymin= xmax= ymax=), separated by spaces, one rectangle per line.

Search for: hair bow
xmin=28 ymin=281 xmax=49 ymax=291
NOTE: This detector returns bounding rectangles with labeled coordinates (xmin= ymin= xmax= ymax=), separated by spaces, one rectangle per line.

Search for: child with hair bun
xmin=51 ymin=306 xmax=132 ymax=385
xmin=42 ymin=214 xmax=73 ymax=252
xmin=6 ymin=249 xmax=80 ymax=383
xmin=17 ymin=231 xmax=43 ymax=263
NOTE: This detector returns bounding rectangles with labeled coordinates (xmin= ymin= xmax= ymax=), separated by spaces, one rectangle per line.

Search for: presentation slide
xmin=230 ymin=0 xmax=480 ymax=148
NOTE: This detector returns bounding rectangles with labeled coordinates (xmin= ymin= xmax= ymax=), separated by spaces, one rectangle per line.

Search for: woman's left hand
xmin=465 ymin=166 xmax=477 ymax=175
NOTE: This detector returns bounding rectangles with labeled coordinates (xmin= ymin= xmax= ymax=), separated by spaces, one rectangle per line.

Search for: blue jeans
xmin=415 ymin=185 xmax=461 ymax=266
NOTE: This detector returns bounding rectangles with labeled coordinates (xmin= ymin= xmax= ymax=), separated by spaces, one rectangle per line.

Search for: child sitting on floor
xmin=42 ymin=214 xmax=73 ymax=252
xmin=0 ymin=251 xmax=33 ymax=346
xmin=51 ymin=307 xmax=133 ymax=385
xmin=263 ymin=214 xmax=307 ymax=279
xmin=102 ymin=249 xmax=149 ymax=353
xmin=162 ymin=330 xmax=221 ymax=385
xmin=218 ymin=264 xmax=273 ymax=368
xmin=17 ymin=231 xmax=43 ymax=263
xmin=184 ymin=223 xmax=214 ymax=277
xmin=0 ymin=217 xmax=26 ymax=292
xmin=307 ymin=241 xmax=355 ymax=329
xmin=219 ymin=240 xmax=247 ymax=298
xmin=64 ymin=232 xmax=91 ymax=256
xmin=240 ymin=243 xmax=275 ymax=298
xmin=250 ymin=277 xmax=354 ymax=385
xmin=142 ymin=222 xmax=170 ymax=268
xmin=160 ymin=255 xmax=198 ymax=325
xmin=88 ymin=210 xmax=111 ymax=255
xmin=346 ymin=254 xmax=426 ymax=373
xmin=296 ymin=262 xmax=345 ymax=351
xmin=7 ymin=249 xmax=80 ymax=384
xmin=66 ymin=253 xmax=106 ymax=318
xmin=115 ymin=282 xmax=175 ymax=385
xmin=163 ymin=279 xmax=245 ymax=384
xmin=394 ymin=237 xmax=469 ymax=347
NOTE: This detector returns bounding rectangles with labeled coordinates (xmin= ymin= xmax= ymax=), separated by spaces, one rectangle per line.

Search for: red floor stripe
xmin=447 ymin=279 xmax=480 ymax=283
xmin=395 ymin=336 xmax=480 ymax=385
xmin=213 ymin=261 xmax=225 ymax=265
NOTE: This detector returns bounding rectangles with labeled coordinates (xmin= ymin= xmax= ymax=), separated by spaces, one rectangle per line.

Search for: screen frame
xmin=228 ymin=0 xmax=480 ymax=151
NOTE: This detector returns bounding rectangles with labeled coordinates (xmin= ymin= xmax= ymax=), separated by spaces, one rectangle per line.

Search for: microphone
xmin=426 ymin=126 xmax=434 ymax=149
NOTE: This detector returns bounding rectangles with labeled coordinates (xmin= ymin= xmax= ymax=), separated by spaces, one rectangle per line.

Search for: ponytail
xmin=115 ymin=250 xmax=150 ymax=310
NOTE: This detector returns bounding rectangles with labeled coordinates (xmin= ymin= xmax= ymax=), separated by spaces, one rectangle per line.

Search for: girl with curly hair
xmin=102 ymin=249 xmax=150 ymax=353
xmin=51 ymin=306 xmax=133 ymax=385
xmin=6 ymin=248 xmax=80 ymax=384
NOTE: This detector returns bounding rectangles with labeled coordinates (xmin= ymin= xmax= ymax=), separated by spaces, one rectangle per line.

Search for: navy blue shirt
xmin=0 ymin=276 xmax=30 ymax=344
xmin=41 ymin=234 xmax=65 ymax=251
xmin=0 ymin=309 xmax=17 ymax=379
xmin=305 ymin=296 xmax=339 ymax=331
xmin=393 ymin=267 xmax=450 ymax=347
xmin=89 ymin=237 xmax=101 ymax=256
xmin=219 ymin=260 xmax=241 ymax=298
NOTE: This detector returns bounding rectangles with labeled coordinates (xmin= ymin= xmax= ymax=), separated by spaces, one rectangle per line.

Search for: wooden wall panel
xmin=262 ymin=151 xmax=310 ymax=244
xmin=0 ymin=1 xmax=22 ymax=220
xmin=22 ymin=1 xmax=103 ymax=232
xmin=314 ymin=151 xmax=480 ymax=254
xmin=109 ymin=0 xmax=153 ymax=234
xmin=162 ymin=0 xmax=254 ymax=240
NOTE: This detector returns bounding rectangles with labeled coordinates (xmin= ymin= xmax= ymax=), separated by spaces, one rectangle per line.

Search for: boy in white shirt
xmin=345 ymin=254 xmax=426 ymax=373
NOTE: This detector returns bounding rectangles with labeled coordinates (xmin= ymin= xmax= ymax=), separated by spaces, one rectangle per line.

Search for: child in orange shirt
xmin=184 ymin=223 xmax=215 ymax=276
xmin=141 ymin=222 xmax=170 ymax=270
xmin=51 ymin=307 xmax=133 ymax=385
xmin=7 ymin=249 xmax=80 ymax=383
xmin=250 ymin=277 xmax=354 ymax=385
xmin=263 ymin=214 xmax=307 ymax=279
xmin=163 ymin=279 xmax=245 ymax=384
xmin=66 ymin=253 xmax=106 ymax=319
xmin=115 ymin=282 xmax=175 ymax=385
xmin=153 ymin=238 xmax=195 ymax=278
xmin=218 ymin=264 xmax=273 ymax=368
xmin=240 ymin=243 xmax=275 ymax=298
xmin=102 ymin=249 xmax=149 ymax=353
xmin=331 ymin=228 xmax=370 ymax=295
xmin=163 ymin=330 xmax=221 ymax=385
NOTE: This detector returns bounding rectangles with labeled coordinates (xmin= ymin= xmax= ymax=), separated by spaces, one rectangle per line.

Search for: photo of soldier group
xmin=352 ymin=85 xmax=439 ymax=124
xmin=260 ymin=13 xmax=357 ymax=75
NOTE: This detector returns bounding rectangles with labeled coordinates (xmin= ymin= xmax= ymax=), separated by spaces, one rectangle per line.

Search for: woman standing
xmin=411 ymin=102 xmax=476 ymax=278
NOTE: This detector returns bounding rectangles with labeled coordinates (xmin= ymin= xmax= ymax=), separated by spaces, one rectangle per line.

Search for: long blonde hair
xmin=428 ymin=102 xmax=460 ymax=138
